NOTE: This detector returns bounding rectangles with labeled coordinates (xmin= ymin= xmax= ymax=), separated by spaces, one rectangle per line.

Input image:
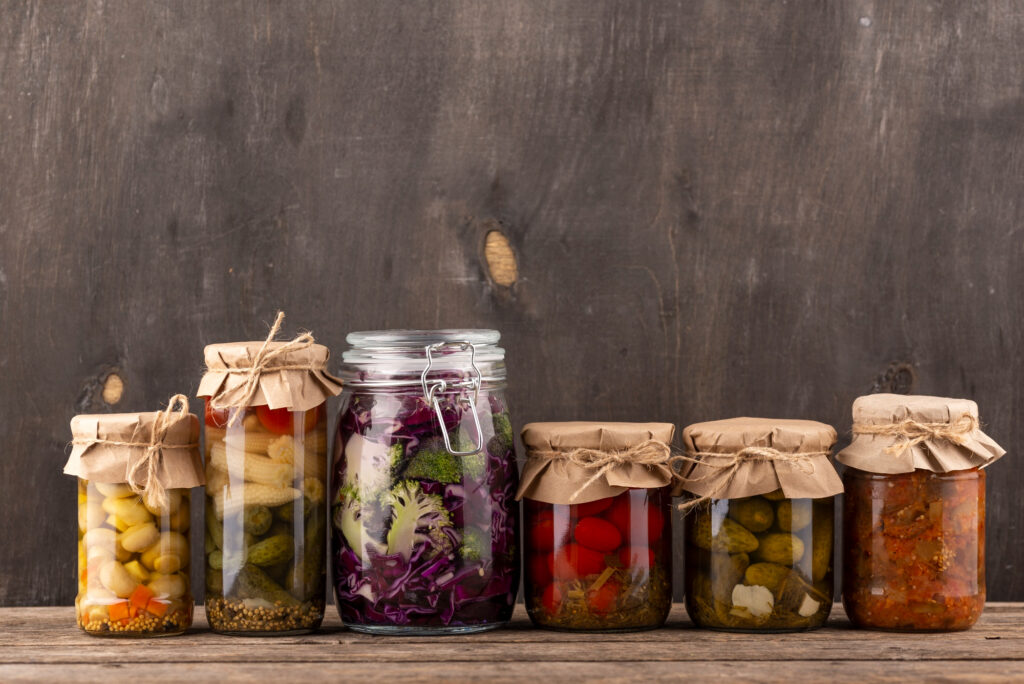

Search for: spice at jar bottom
xmin=205 ymin=597 xmax=325 ymax=633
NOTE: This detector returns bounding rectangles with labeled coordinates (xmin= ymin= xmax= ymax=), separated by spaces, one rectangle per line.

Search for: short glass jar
xmin=523 ymin=488 xmax=673 ymax=631
xmin=837 ymin=393 xmax=1004 ymax=632
xmin=331 ymin=329 xmax=520 ymax=634
xmin=842 ymin=467 xmax=985 ymax=631
xmin=76 ymin=481 xmax=194 ymax=636
xmin=683 ymin=491 xmax=834 ymax=631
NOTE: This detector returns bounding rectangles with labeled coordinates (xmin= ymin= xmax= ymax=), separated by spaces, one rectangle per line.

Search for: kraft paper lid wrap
xmin=197 ymin=312 xmax=343 ymax=414
xmin=837 ymin=393 xmax=1005 ymax=474
xmin=516 ymin=422 xmax=676 ymax=505
xmin=64 ymin=396 xmax=204 ymax=506
xmin=676 ymin=417 xmax=842 ymax=500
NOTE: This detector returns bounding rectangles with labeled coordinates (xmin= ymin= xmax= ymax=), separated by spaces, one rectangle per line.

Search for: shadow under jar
xmin=331 ymin=330 xmax=520 ymax=635
xmin=837 ymin=393 xmax=1004 ymax=632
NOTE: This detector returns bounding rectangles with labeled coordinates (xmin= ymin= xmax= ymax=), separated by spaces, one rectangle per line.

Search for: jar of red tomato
xmin=517 ymin=422 xmax=675 ymax=631
xmin=197 ymin=313 xmax=343 ymax=635
xmin=837 ymin=394 xmax=1005 ymax=631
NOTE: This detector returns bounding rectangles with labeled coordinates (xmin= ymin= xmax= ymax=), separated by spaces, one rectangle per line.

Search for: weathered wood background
xmin=1 ymin=1 xmax=1022 ymax=606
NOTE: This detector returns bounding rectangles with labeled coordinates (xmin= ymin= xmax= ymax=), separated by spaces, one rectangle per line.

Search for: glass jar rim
xmin=340 ymin=328 xmax=506 ymax=386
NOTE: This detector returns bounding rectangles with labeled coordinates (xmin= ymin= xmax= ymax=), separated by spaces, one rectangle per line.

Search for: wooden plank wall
xmin=1 ymin=1 xmax=1022 ymax=606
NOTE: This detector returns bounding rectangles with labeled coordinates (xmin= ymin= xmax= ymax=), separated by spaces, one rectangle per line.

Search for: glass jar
xmin=524 ymin=487 xmax=672 ymax=631
xmin=76 ymin=480 xmax=193 ymax=636
xmin=331 ymin=329 xmax=520 ymax=634
xmin=203 ymin=401 xmax=328 ymax=634
xmin=842 ymin=467 xmax=985 ymax=631
xmin=684 ymin=491 xmax=834 ymax=632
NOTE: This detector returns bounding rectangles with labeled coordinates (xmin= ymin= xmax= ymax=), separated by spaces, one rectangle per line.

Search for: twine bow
xmin=851 ymin=413 xmax=979 ymax=457
xmin=533 ymin=439 xmax=672 ymax=503
xmin=671 ymin=446 xmax=824 ymax=512
xmin=212 ymin=311 xmax=321 ymax=427
xmin=124 ymin=394 xmax=193 ymax=509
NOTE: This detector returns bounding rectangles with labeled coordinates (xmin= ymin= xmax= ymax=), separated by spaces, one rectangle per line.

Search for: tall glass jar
xmin=842 ymin=468 xmax=985 ymax=630
xmin=77 ymin=481 xmax=194 ymax=636
xmin=837 ymin=394 xmax=1004 ymax=632
xmin=331 ymin=330 xmax=520 ymax=634
xmin=683 ymin=492 xmax=834 ymax=631
xmin=203 ymin=400 xmax=328 ymax=635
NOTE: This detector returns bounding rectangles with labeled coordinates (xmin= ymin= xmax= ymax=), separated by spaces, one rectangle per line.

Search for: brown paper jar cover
xmin=64 ymin=411 xmax=204 ymax=488
xmin=836 ymin=393 xmax=1005 ymax=474
xmin=677 ymin=417 xmax=842 ymax=500
xmin=516 ymin=421 xmax=676 ymax=505
xmin=197 ymin=341 xmax=343 ymax=412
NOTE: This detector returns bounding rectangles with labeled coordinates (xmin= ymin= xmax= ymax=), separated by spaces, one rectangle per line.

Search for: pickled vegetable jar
xmin=838 ymin=394 xmax=1004 ymax=631
xmin=65 ymin=397 xmax=204 ymax=637
xmin=197 ymin=314 xmax=344 ymax=635
xmin=677 ymin=418 xmax=842 ymax=632
xmin=517 ymin=422 xmax=675 ymax=631
xmin=332 ymin=330 xmax=520 ymax=634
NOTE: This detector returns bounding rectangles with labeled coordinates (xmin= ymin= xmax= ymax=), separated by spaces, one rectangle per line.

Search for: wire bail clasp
xmin=420 ymin=341 xmax=485 ymax=456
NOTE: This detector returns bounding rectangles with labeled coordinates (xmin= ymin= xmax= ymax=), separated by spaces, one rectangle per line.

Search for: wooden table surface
xmin=2 ymin=603 xmax=1020 ymax=682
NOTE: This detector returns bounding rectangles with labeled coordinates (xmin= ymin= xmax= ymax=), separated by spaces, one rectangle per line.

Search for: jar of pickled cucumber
xmin=517 ymin=422 xmax=676 ymax=631
xmin=65 ymin=396 xmax=204 ymax=637
xmin=197 ymin=313 xmax=343 ymax=635
xmin=837 ymin=394 xmax=1005 ymax=632
xmin=676 ymin=418 xmax=842 ymax=632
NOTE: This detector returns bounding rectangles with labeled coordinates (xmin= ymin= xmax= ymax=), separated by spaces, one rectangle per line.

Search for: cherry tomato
xmin=528 ymin=554 xmax=552 ymax=586
xmin=548 ymin=543 xmax=606 ymax=580
xmin=572 ymin=497 xmax=614 ymax=517
xmin=256 ymin=404 xmax=320 ymax=435
xmin=541 ymin=583 xmax=564 ymax=615
xmin=604 ymin=494 xmax=632 ymax=539
xmin=604 ymin=491 xmax=666 ymax=545
xmin=574 ymin=516 xmax=623 ymax=552
xmin=204 ymin=401 xmax=230 ymax=428
xmin=618 ymin=546 xmax=656 ymax=569
xmin=587 ymin=579 xmax=621 ymax=615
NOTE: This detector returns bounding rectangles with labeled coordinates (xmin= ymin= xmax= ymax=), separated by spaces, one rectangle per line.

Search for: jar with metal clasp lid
xmin=330 ymin=330 xmax=520 ymax=634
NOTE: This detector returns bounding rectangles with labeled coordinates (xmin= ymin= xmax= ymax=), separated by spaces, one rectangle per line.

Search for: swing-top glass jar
xmin=331 ymin=329 xmax=520 ymax=634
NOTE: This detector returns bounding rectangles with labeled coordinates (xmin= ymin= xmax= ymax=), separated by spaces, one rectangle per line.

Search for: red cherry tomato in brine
xmin=204 ymin=401 xmax=230 ymax=428
xmin=574 ymin=517 xmax=623 ymax=552
xmin=541 ymin=583 xmax=564 ymax=615
xmin=572 ymin=497 xmax=614 ymax=517
xmin=528 ymin=554 xmax=552 ymax=586
xmin=529 ymin=512 xmax=558 ymax=552
xmin=604 ymin=494 xmax=632 ymax=539
xmin=256 ymin=404 xmax=320 ymax=435
xmin=548 ymin=543 xmax=606 ymax=580
xmin=618 ymin=546 xmax=656 ymax=569
xmin=646 ymin=505 xmax=665 ymax=544
xmin=604 ymin=490 xmax=666 ymax=545
xmin=587 ymin=579 xmax=621 ymax=615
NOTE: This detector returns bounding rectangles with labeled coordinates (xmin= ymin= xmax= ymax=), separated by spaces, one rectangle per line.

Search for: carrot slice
xmin=108 ymin=601 xmax=130 ymax=621
xmin=146 ymin=599 xmax=168 ymax=617
xmin=130 ymin=584 xmax=155 ymax=609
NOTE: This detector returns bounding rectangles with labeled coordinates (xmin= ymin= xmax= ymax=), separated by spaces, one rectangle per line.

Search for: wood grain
xmin=1 ymin=0 xmax=1023 ymax=606
xmin=1 ymin=605 xmax=1023 ymax=682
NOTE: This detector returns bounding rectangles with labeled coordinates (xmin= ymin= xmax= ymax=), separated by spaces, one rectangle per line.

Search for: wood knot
xmin=102 ymin=373 xmax=124 ymax=405
xmin=484 ymin=230 xmax=518 ymax=287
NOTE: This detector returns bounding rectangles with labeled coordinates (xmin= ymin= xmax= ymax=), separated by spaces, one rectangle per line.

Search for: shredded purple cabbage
xmin=331 ymin=388 xmax=519 ymax=630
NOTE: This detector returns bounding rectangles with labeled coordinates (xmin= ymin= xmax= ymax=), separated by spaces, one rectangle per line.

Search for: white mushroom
xmin=731 ymin=584 xmax=774 ymax=617
xmin=798 ymin=594 xmax=822 ymax=617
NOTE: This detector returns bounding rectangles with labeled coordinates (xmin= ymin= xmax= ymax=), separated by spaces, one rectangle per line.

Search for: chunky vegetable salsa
xmin=842 ymin=467 xmax=985 ymax=631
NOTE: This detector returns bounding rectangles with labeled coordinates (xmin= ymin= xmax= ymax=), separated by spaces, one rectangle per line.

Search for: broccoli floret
xmin=491 ymin=412 xmax=513 ymax=451
xmin=459 ymin=527 xmax=489 ymax=562
xmin=404 ymin=436 xmax=486 ymax=484
xmin=334 ymin=486 xmax=385 ymax=563
xmin=384 ymin=480 xmax=452 ymax=560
